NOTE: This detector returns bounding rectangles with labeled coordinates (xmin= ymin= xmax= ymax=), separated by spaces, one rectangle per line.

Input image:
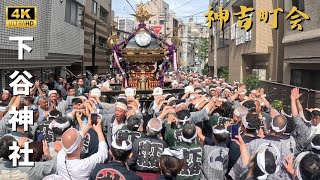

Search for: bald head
xmin=147 ymin=118 xmax=162 ymax=136
xmin=148 ymin=118 xmax=162 ymax=131
xmin=272 ymin=115 xmax=287 ymax=132
xmin=62 ymin=128 xmax=81 ymax=154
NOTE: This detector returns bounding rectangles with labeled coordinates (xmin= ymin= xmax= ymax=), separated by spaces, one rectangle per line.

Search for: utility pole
xmin=164 ymin=7 xmax=167 ymax=38
xmin=213 ymin=22 xmax=217 ymax=77
xmin=92 ymin=21 xmax=96 ymax=75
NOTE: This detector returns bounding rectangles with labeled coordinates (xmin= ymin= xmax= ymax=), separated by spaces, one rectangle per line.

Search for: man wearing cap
xmin=54 ymin=77 xmax=67 ymax=98
xmin=90 ymin=139 xmax=142 ymax=180
xmin=103 ymin=101 xmax=128 ymax=146
xmin=57 ymin=116 xmax=108 ymax=180
xmin=75 ymin=78 xmax=89 ymax=96
xmin=228 ymin=85 xmax=247 ymax=103
xmin=0 ymin=89 xmax=11 ymax=115
xmin=148 ymin=87 xmax=164 ymax=117
xmin=222 ymin=88 xmax=232 ymax=100
xmin=87 ymin=88 xmax=116 ymax=115
xmin=128 ymin=118 xmax=168 ymax=179
xmin=49 ymin=90 xmax=68 ymax=116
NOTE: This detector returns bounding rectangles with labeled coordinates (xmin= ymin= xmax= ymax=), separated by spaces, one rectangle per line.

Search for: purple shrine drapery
xmin=112 ymin=22 xmax=177 ymax=88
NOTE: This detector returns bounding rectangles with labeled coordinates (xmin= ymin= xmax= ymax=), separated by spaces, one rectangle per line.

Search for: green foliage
xmin=202 ymin=63 xmax=209 ymax=75
xmin=196 ymin=37 xmax=209 ymax=63
xmin=243 ymin=74 xmax=261 ymax=91
xmin=272 ymin=100 xmax=284 ymax=111
xmin=218 ymin=67 xmax=229 ymax=81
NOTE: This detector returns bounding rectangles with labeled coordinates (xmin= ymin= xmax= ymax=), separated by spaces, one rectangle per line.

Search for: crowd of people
xmin=0 ymin=71 xmax=320 ymax=180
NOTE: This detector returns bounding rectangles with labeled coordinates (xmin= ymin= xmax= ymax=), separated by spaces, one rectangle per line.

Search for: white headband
xmin=167 ymin=97 xmax=176 ymax=104
xmin=181 ymin=129 xmax=197 ymax=143
xmin=176 ymin=103 xmax=185 ymax=108
xmin=78 ymin=96 xmax=87 ymax=100
xmin=281 ymin=111 xmax=292 ymax=118
xmin=294 ymin=151 xmax=311 ymax=180
xmin=212 ymin=128 xmax=229 ymax=134
xmin=162 ymin=148 xmax=184 ymax=160
xmin=0 ymin=106 xmax=7 ymax=112
xmin=178 ymin=116 xmax=190 ymax=125
xmin=111 ymin=140 xmax=132 ymax=151
xmin=241 ymin=115 xmax=254 ymax=129
xmin=234 ymin=109 xmax=241 ymax=117
xmin=116 ymin=102 xmax=128 ymax=111
xmin=62 ymin=128 xmax=83 ymax=154
xmin=218 ymin=98 xmax=227 ymax=102
xmin=2 ymin=90 xmax=10 ymax=94
xmin=224 ymin=89 xmax=231 ymax=93
xmin=271 ymin=116 xmax=287 ymax=133
xmin=311 ymin=142 xmax=320 ymax=150
xmin=301 ymin=114 xmax=311 ymax=123
xmin=147 ymin=119 xmax=162 ymax=132
xmin=48 ymin=90 xmax=57 ymax=97
xmin=49 ymin=120 xmax=70 ymax=130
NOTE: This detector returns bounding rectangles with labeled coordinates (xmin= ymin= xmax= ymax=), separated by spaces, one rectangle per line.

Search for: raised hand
xmin=290 ymin=87 xmax=301 ymax=100
xmin=283 ymin=155 xmax=295 ymax=177
xmin=238 ymin=85 xmax=246 ymax=93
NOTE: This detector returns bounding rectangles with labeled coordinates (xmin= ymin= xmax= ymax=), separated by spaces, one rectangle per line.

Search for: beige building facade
xmin=135 ymin=0 xmax=184 ymax=70
xmin=84 ymin=0 xmax=112 ymax=74
xmin=282 ymin=0 xmax=320 ymax=90
xmin=208 ymin=0 xmax=281 ymax=83
xmin=208 ymin=0 xmax=320 ymax=90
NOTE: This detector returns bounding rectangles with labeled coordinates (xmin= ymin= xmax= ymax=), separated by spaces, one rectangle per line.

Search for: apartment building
xmin=208 ymin=0 xmax=280 ymax=82
xmin=282 ymin=0 xmax=320 ymax=90
xmin=83 ymin=0 xmax=112 ymax=74
xmin=133 ymin=0 xmax=184 ymax=70
xmin=117 ymin=18 xmax=134 ymax=33
xmin=137 ymin=0 xmax=179 ymax=41
xmin=0 ymin=0 xmax=85 ymax=89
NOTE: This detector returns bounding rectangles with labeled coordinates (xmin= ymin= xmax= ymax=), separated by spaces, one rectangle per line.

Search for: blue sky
xmin=112 ymin=0 xmax=208 ymax=23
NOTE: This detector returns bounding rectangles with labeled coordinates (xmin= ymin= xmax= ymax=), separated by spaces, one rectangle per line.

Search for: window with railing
xmin=218 ymin=25 xmax=230 ymax=48
xmin=234 ymin=14 xmax=252 ymax=45
xmin=100 ymin=6 xmax=109 ymax=23
xmin=98 ymin=36 xmax=107 ymax=48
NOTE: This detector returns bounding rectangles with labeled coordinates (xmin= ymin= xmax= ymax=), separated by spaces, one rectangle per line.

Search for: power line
xmin=125 ymin=0 xmax=136 ymax=13
xmin=143 ymin=1 xmax=158 ymax=15
xmin=152 ymin=0 xmax=162 ymax=12
xmin=172 ymin=0 xmax=193 ymax=10
xmin=180 ymin=10 xmax=207 ymax=18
